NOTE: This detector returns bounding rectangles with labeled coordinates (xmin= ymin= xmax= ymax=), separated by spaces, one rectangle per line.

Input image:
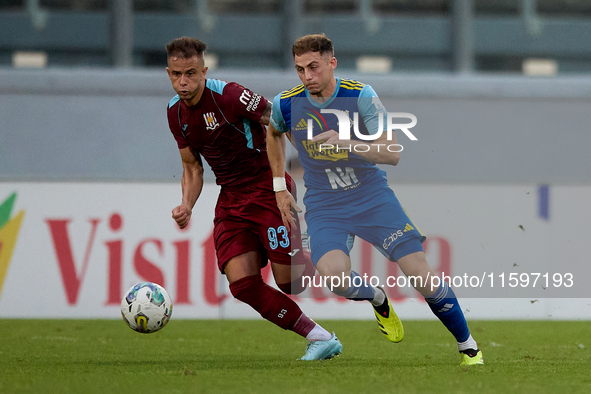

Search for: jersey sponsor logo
xmin=297 ymin=108 xmax=346 ymax=161
xmin=203 ymin=112 xmax=219 ymax=131
xmin=301 ymin=139 xmax=348 ymax=161
xmin=245 ymin=93 xmax=262 ymax=112
xmin=403 ymin=223 xmax=414 ymax=232
xmin=325 ymin=167 xmax=359 ymax=190
xmin=294 ymin=118 xmax=308 ymax=131
xmin=383 ymin=229 xmax=404 ymax=250
xmin=239 ymin=89 xmax=262 ymax=112
xmin=182 ymin=124 xmax=188 ymax=131
xmin=239 ymin=90 xmax=252 ymax=106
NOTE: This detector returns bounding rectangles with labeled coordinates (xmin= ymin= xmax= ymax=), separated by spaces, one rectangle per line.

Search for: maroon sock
xmin=229 ymin=274 xmax=305 ymax=333
xmin=292 ymin=313 xmax=317 ymax=338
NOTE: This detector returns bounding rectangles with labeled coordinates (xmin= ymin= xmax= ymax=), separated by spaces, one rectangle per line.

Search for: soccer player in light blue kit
xmin=267 ymin=34 xmax=483 ymax=366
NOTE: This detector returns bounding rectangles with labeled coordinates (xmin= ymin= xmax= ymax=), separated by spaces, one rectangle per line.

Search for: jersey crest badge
xmin=203 ymin=112 xmax=220 ymax=130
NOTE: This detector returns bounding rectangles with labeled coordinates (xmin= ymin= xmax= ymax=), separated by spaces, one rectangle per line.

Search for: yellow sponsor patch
xmin=301 ymin=140 xmax=348 ymax=162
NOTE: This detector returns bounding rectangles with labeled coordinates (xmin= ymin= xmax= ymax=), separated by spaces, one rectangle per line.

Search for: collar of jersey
xmin=304 ymin=78 xmax=341 ymax=108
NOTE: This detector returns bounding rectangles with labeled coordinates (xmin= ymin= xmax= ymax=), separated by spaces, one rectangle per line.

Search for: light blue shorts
xmin=305 ymin=186 xmax=425 ymax=265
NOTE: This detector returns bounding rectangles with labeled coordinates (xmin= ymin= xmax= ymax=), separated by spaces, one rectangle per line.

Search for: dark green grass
xmin=0 ymin=319 xmax=590 ymax=394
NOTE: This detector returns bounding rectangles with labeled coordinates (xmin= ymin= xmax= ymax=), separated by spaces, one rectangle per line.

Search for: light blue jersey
xmin=271 ymin=78 xmax=473 ymax=351
xmin=271 ymin=78 xmax=425 ymax=264
xmin=271 ymin=78 xmax=390 ymax=208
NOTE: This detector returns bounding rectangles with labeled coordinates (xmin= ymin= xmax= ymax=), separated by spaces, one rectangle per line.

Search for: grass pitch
xmin=0 ymin=319 xmax=590 ymax=394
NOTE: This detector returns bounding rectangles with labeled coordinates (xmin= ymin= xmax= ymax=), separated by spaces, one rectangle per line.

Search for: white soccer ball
xmin=121 ymin=282 xmax=173 ymax=333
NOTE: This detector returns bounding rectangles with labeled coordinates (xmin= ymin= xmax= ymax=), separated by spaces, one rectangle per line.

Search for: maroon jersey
xmin=167 ymin=79 xmax=270 ymax=188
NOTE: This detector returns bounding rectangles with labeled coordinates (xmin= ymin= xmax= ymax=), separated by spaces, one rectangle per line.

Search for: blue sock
xmin=425 ymin=282 xmax=470 ymax=342
xmin=331 ymin=271 xmax=376 ymax=301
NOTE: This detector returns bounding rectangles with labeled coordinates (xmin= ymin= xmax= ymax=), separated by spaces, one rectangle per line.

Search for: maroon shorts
xmin=213 ymin=174 xmax=303 ymax=273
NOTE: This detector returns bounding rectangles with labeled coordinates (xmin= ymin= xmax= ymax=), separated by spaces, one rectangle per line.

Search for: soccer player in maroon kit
xmin=165 ymin=36 xmax=343 ymax=360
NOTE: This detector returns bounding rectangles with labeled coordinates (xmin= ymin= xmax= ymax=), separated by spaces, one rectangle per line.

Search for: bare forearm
xmin=181 ymin=166 xmax=204 ymax=208
xmin=345 ymin=140 xmax=400 ymax=165
xmin=266 ymin=124 xmax=293 ymax=229
xmin=266 ymin=125 xmax=287 ymax=177
xmin=315 ymin=131 xmax=400 ymax=166
xmin=173 ymin=147 xmax=203 ymax=229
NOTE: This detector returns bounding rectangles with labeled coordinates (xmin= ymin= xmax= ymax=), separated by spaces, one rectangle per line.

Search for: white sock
xmin=305 ymin=324 xmax=332 ymax=341
xmin=457 ymin=334 xmax=478 ymax=352
xmin=370 ymin=286 xmax=385 ymax=306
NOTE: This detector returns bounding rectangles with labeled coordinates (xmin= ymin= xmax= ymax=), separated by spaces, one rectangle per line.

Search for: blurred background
xmin=2 ymin=0 xmax=591 ymax=71
xmin=1 ymin=0 xmax=590 ymax=183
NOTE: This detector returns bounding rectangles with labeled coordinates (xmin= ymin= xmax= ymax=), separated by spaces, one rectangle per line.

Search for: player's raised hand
xmin=172 ymin=204 xmax=192 ymax=229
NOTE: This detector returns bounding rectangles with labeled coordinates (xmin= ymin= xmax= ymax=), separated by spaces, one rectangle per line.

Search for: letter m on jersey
xmin=325 ymin=167 xmax=359 ymax=190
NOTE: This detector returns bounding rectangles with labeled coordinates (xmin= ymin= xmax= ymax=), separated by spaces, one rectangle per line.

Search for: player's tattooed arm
xmin=259 ymin=101 xmax=272 ymax=126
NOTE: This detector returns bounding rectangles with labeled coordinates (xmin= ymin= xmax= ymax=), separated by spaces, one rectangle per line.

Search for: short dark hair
xmin=292 ymin=34 xmax=334 ymax=57
xmin=166 ymin=36 xmax=207 ymax=59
